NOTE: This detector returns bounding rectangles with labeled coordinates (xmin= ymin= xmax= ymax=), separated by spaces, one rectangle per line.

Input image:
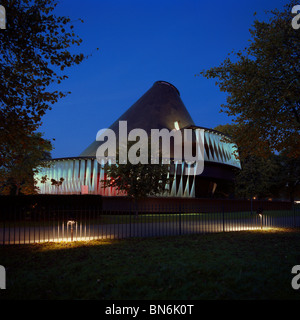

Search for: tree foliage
xmin=0 ymin=0 xmax=87 ymax=193
xmin=0 ymin=132 xmax=52 ymax=195
xmin=215 ymin=123 xmax=300 ymax=201
xmin=234 ymin=154 xmax=279 ymax=199
xmin=201 ymin=0 xmax=300 ymax=158
xmin=0 ymin=0 xmax=85 ymax=135
xmin=272 ymin=150 xmax=300 ymax=202
xmin=102 ymin=142 xmax=170 ymax=199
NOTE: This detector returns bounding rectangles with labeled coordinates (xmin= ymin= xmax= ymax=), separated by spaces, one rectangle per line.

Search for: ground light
xmin=259 ymin=214 xmax=263 ymax=230
xmin=67 ymin=220 xmax=76 ymax=242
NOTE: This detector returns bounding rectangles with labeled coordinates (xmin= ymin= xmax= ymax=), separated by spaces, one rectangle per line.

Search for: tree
xmin=0 ymin=0 xmax=87 ymax=182
xmin=271 ymin=150 xmax=300 ymax=202
xmin=0 ymin=132 xmax=52 ymax=195
xmin=215 ymin=123 xmax=300 ymax=202
xmin=233 ymin=154 xmax=279 ymax=200
xmin=200 ymin=0 xmax=300 ymax=159
xmin=102 ymin=141 xmax=170 ymax=217
xmin=102 ymin=142 xmax=170 ymax=199
xmin=215 ymin=123 xmax=279 ymax=200
xmin=103 ymin=161 xmax=170 ymax=199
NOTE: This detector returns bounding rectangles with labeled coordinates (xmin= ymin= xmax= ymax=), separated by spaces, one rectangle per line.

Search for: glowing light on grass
xmin=67 ymin=220 xmax=76 ymax=241
xmin=258 ymin=214 xmax=263 ymax=229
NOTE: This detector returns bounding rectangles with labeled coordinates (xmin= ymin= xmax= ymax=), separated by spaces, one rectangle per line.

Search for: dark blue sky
xmin=40 ymin=0 xmax=286 ymax=158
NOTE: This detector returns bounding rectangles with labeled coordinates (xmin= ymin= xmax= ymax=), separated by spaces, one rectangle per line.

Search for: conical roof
xmin=79 ymin=81 xmax=195 ymax=157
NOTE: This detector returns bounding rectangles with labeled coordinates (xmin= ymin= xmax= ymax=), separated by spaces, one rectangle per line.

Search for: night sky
xmin=40 ymin=0 xmax=286 ymax=159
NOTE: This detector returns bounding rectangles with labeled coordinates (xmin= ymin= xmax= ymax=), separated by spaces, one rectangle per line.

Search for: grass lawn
xmin=1 ymin=228 xmax=300 ymax=300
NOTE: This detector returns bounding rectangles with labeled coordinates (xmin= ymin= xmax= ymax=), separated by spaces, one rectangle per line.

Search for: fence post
xmin=179 ymin=203 xmax=182 ymax=235
xmin=129 ymin=202 xmax=132 ymax=238
xmin=293 ymin=203 xmax=296 ymax=228
xmin=2 ymin=210 xmax=5 ymax=245
xmin=222 ymin=205 xmax=225 ymax=232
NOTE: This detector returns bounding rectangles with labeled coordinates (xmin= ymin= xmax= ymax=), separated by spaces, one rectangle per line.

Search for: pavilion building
xmin=36 ymin=81 xmax=241 ymax=197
